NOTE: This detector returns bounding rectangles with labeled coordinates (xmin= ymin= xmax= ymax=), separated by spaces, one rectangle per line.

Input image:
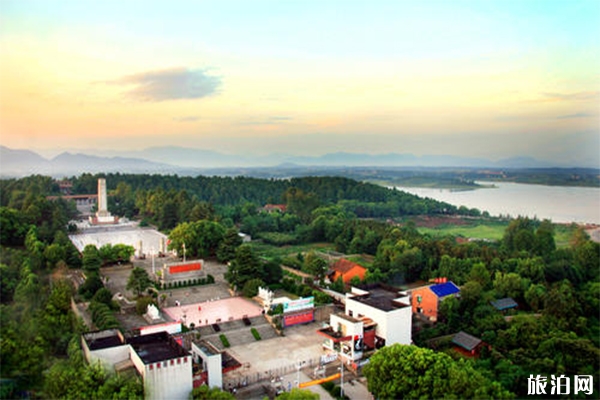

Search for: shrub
xmin=242 ymin=278 xmax=265 ymax=298
xmin=89 ymin=301 xmax=120 ymax=330
xmin=219 ymin=334 xmax=230 ymax=348
xmin=271 ymin=303 xmax=284 ymax=315
xmin=207 ymin=274 xmax=215 ymax=284
xmin=136 ymin=296 xmax=156 ymax=315
xmin=92 ymin=287 xmax=113 ymax=306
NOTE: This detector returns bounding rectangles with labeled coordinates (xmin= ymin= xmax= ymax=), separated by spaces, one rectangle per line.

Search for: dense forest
xmin=1 ymin=173 xmax=598 ymax=398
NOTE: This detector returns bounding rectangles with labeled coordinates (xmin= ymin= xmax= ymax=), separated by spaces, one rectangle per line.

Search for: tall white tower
xmin=90 ymin=178 xmax=117 ymax=224
xmin=97 ymin=178 xmax=109 ymax=217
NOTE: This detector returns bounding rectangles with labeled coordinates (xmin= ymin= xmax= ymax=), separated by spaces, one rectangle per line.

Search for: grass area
xmin=368 ymin=178 xmax=494 ymax=190
xmin=416 ymin=219 xmax=578 ymax=248
xmin=250 ymin=241 xmax=336 ymax=260
xmin=417 ymin=224 xmax=507 ymax=241
xmin=554 ymin=224 xmax=578 ymax=248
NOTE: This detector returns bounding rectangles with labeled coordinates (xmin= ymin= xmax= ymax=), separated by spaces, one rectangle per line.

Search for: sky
xmin=1 ymin=0 xmax=599 ymax=165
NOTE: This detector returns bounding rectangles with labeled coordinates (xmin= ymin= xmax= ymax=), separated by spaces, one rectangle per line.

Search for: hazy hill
xmin=0 ymin=146 xmax=177 ymax=178
xmin=0 ymin=145 xmax=589 ymax=178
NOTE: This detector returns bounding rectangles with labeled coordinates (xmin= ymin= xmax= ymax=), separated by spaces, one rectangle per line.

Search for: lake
xmin=396 ymin=182 xmax=600 ymax=225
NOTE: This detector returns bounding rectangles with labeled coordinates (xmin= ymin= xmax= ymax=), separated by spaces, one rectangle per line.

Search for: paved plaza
xmin=164 ymin=297 xmax=263 ymax=328
xmin=223 ymin=322 xmax=373 ymax=399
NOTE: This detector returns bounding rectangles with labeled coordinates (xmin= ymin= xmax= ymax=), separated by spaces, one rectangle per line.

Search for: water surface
xmin=396 ymin=182 xmax=600 ymax=224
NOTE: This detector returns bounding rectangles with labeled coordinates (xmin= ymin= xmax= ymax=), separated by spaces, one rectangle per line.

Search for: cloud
xmin=555 ymin=112 xmax=595 ymax=119
xmin=106 ymin=67 xmax=221 ymax=101
xmin=541 ymin=91 xmax=599 ymax=102
xmin=238 ymin=116 xmax=293 ymax=125
xmin=173 ymin=116 xmax=201 ymax=122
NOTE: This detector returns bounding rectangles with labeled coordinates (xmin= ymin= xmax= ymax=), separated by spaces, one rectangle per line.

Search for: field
xmin=408 ymin=215 xmax=578 ymax=247
xmin=249 ymin=242 xmax=337 ymax=261
xmin=248 ymin=217 xmax=581 ymax=263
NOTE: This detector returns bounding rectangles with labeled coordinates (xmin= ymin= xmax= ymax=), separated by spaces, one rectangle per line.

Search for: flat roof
xmin=193 ymin=340 xmax=220 ymax=356
xmin=349 ymin=286 xmax=410 ymax=312
xmin=335 ymin=312 xmax=362 ymax=324
xmin=127 ymin=331 xmax=188 ymax=364
xmin=83 ymin=329 xmax=125 ymax=351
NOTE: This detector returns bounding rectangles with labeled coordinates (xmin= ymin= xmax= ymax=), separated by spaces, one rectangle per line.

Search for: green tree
xmin=468 ymin=262 xmax=491 ymax=288
xmin=43 ymin=243 xmax=66 ymax=269
xmin=169 ymin=220 xmax=226 ymax=258
xmin=262 ymin=259 xmax=283 ymax=284
xmin=217 ymin=227 xmax=243 ymax=263
xmin=126 ymin=267 xmax=152 ymax=297
xmin=493 ymin=271 xmax=528 ymax=300
xmin=191 ymin=385 xmax=235 ymax=400
xmin=502 ymin=217 xmax=535 ymax=254
xmin=225 ymin=245 xmax=263 ymax=290
xmin=78 ymin=274 xmax=104 ymax=300
xmin=276 ymin=388 xmax=319 ymax=400
xmin=25 ymin=226 xmax=45 ymax=271
xmin=283 ymin=187 xmax=320 ymax=223
xmin=242 ymin=278 xmax=265 ymax=298
xmin=524 ymin=283 xmax=546 ymax=312
xmin=534 ymin=219 xmax=556 ymax=258
xmin=303 ymin=252 xmax=328 ymax=282
xmin=0 ymin=207 xmax=31 ymax=246
xmin=363 ymin=344 xmax=513 ymax=399
xmin=82 ymin=244 xmax=102 ymax=274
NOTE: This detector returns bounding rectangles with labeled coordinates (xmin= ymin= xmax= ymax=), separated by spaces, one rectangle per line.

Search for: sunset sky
xmin=1 ymin=0 xmax=599 ymax=165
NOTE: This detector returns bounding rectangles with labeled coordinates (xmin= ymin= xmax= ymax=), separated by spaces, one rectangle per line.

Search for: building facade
xmin=318 ymin=284 xmax=412 ymax=363
xmin=82 ymin=330 xmax=193 ymax=400
xmin=411 ymin=281 xmax=460 ymax=322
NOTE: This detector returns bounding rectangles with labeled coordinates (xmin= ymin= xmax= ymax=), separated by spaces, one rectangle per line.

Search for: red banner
xmin=169 ymin=262 xmax=202 ymax=274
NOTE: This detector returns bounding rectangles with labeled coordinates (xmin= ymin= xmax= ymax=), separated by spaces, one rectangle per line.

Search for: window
xmin=184 ymin=357 xmax=188 ymax=363
xmin=177 ymin=358 xmax=181 ymax=364
xmin=170 ymin=359 xmax=174 ymax=365
xmin=157 ymin=363 xmax=161 ymax=369
xmin=149 ymin=364 xmax=153 ymax=370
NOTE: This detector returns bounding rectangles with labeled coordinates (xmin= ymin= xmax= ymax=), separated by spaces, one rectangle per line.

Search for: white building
xmin=318 ymin=284 xmax=412 ymax=363
xmin=191 ymin=340 xmax=223 ymax=389
xmin=82 ymin=330 xmax=193 ymax=400
xmin=345 ymin=285 xmax=412 ymax=346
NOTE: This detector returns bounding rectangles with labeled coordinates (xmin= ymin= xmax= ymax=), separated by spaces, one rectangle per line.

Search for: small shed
xmin=452 ymin=331 xmax=483 ymax=356
xmin=490 ymin=297 xmax=518 ymax=311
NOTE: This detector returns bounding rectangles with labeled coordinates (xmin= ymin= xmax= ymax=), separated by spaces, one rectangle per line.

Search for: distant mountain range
xmin=0 ymin=145 xmax=587 ymax=178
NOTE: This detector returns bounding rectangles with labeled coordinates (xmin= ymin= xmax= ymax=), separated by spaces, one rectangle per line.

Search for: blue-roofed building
xmin=411 ymin=280 xmax=461 ymax=322
xmin=430 ymin=282 xmax=461 ymax=298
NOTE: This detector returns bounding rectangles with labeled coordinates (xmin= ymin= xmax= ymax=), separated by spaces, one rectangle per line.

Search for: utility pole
xmin=339 ymin=362 xmax=344 ymax=398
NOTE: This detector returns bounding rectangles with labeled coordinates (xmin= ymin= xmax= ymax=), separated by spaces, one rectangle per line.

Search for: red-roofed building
xmin=328 ymin=259 xmax=367 ymax=284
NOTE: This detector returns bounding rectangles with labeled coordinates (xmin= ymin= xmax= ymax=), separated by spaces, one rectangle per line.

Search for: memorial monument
xmin=89 ymin=178 xmax=118 ymax=225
